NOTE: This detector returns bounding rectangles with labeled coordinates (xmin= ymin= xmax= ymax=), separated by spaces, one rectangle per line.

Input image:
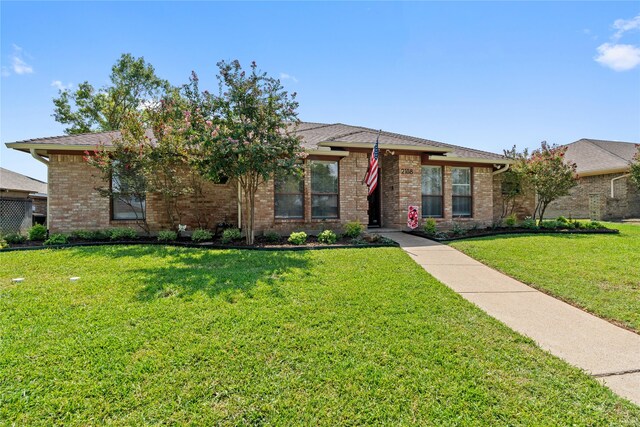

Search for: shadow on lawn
xmin=69 ymin=245 xmax=311 ymax=301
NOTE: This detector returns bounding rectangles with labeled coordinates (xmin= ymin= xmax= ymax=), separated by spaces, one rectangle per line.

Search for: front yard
xmin=450 ymin=223 xmax=640 ymax=333
xmin=1 ymin=246 xmax=638 ymax=424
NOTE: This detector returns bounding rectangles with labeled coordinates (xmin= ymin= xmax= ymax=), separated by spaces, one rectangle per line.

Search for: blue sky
xmin=1 ymin=1 xmax=639 ymax=182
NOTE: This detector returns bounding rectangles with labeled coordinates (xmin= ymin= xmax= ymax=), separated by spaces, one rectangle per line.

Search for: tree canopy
xmin=630 ymin=146 xmax=640 ymax=191
xmin=53 ymin=53 xmax=171 ymax=134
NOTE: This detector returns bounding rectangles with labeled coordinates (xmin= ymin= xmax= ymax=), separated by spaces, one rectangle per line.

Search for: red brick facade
xmin=47 ymin=152 xmax=512 ymax=235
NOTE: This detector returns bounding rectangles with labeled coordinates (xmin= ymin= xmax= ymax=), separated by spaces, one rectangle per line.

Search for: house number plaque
xmin=401 ymin=168 xmax=414 ymax=174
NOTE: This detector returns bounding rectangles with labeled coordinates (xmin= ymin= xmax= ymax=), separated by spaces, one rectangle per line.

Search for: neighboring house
xmin=5 ymin=122 xmax=532 ymax=235
xmin=545 ymin=139 xmax=640 ymax=220
xmin=0 ymin=167 xmax=48 ymax=233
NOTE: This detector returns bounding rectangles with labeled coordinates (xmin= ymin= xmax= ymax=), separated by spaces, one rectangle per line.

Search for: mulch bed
xmin=2 ymin=234 xmax=398 ymax=252
xmin=406 ymin=227 xmax=620 ymax=242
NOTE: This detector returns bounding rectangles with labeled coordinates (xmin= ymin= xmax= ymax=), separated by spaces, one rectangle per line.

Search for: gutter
xmin=610 ymin=174 xmax=630 ymax=198
xmin=30 ymin=149 xmax=49 ymax=165
xmin=492 ymin=163 xmax=510 ymax=175
xmin=428 ymin=154 xmax=513 ymax=165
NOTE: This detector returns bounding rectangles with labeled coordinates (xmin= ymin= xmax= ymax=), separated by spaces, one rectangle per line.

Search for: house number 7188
xmin=401 ymin=169 xmax=414 ymax=174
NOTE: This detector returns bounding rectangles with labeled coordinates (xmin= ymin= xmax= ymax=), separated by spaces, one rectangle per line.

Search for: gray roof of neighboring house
xmin=563 ymin=138 xmax=639 ymax=176
xmin=5 ymin=122 xmax=507 ymax=162
xmin=0 ymin=167 xmax=48 ymax=195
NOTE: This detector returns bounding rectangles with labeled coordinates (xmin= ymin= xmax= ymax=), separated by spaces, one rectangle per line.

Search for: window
xmin=111 ymin=171 xmax=146 ymax=220
xmin=274 ymin=173 xmax=304 ymax=219
xmin=421 ymin=166 xmax=443 ymax=217
xmin=311 ymin=160 xmax=339 ymax=219
xmin=452 ymin=167 xmax=472 ymax=217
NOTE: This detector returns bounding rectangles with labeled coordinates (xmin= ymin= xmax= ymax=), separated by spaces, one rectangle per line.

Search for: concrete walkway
xmin=381 ymin=231 xmax=640 ymax=406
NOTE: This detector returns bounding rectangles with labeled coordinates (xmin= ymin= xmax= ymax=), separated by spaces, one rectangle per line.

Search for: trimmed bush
xmin=343 ymin=221 xmax=363 ymax=239
xmin=318 ymin=230 xmax=337 ymax=244
xmin=70 ymin=230 xmax=111 ymax=241
xmin=191 ymin=229 xmax=213 ymax=243
xmin=44 ymin=233 xmax=69 ymax=246
xmin=521 ymin=217 xmax=538 ymax=230
xmin=0 ymin=238 xmax=8 ymax=250
xmin=451 ymin=222 xmax=466 ymax=236
xmin=109 ymin=227 xmax=138 ymax=241
xmin=288 ymin=231 xmax=307 ymax=245
xmin=422 ymin=218 xmax=437 ymax=235
xmin=28 ymin=224 xmax=47 ymax=241
xmin=504 ymin=213 xmax=518 ymax=228
xmin=556 ymin=216 xmax=570 ymax=225
xmin=221 ymin=228 xmax=242 ymax=244
xmin=264 ymin=231 xmax=281 ymax=243
xmin=3 ymin=233 xmax=26 ymax=244
xmin=585 ymin=221 xmax=603 ymax=230
xmin=157 ymin=230 xmax=178 ymax=242
xmin=539 ymin=220 xmax=561 ymax=230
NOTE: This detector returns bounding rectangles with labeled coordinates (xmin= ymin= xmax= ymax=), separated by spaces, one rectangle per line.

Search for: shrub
xmin=451 ymin=222 xmax=466 ymax=236
xmin=422 ymin=218 xmax=437 ymax=235
xmin=221 ymin=228 xmax=242 ymax=244
xmin=264 ymin=231 xmax=281 ymax=243
xmin=191 ymin=229 xmax=213 ymax=243
xmin=585 ymin=221 xmax=603 ymax=230
xmin=556 ymin=216 xmax=570 ymax=225
xmin=3 ymin=233 xmax=26 ymax=244
xmin=504 ymin=213 xmax=518 ymax=228
xmin=539 ymin=220 xmax=561 ymax=230
xmin=157 ymin=230 xmax=177 ymax=242
xmin=28 ymin=224 xmax=47 ymax=241
xmin=71 ymin=230 xmax=111 ymax=241
xmin=318 ymin=230 xmax=337 ymax=244
xmin=0 ymin=238 xmax=7 ymax=250
xmin=343 ymin=221 xmax=363 ymax=238
xmin=44 ymin=233 xmax=69 ymax=245
xmin=109 ymin=227 xmax=138 ymax=241
xmin=521 ymin=217 xmax=538 ymax=230
xmin=288 ymin=231 xmax=307 ymax=245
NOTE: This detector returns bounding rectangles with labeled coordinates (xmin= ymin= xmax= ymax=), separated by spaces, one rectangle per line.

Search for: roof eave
xmin=318 ymin=141 xmax=453 ymax=153
xmin=5 ymin=142 xmax=113 ymax=154
xmin=576 ymin=167 xmax=630 ymax=177
xmin=427 ymin=155 xmax=512 ymax=165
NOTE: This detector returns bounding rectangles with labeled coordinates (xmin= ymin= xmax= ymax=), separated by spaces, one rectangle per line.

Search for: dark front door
xmin=368 ymin=178 xmax=381 ymax=227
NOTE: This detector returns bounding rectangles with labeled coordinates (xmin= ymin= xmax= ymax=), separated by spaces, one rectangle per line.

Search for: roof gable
xmin=564 ymin=139 xmax=639 ymax=175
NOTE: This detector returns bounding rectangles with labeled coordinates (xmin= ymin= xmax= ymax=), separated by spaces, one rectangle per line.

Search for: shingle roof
xmin=6 ymin=122 xmax=507 ymax=161
xmin=563 ymin=138 xmax=639 ymax=175
xmin=0 ymin=167 xmax=48 ymax=194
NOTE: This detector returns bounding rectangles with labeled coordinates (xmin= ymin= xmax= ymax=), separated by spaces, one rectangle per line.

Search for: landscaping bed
xmin=407 ymin=226 xmax=619 ymax=242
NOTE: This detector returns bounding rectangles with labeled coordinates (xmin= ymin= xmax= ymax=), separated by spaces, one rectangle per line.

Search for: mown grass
xmin=1 ymin=246 xmax=638 ymax=425
xmin=450 ymin=223 xmax=640 ymax=333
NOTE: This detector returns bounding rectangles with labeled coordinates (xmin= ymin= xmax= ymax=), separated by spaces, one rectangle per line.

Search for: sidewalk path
xmin=381 ymin=231 xmax=640 ymax=405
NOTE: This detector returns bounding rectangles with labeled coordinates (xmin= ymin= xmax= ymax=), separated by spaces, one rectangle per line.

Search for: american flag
xmin=363 ymin=132 xmax=380 ymax=196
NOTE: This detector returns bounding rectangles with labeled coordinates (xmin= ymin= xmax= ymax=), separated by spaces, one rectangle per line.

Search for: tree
xmin=181 ymin=60 xmax=303 ymax=244
xmin=84 ymin=112 xmax=152 ymax=234
xmin=630 ymin=145 xmax=640 ymax=190
xmin=500 ymin=146 xmax=531 ymax=218
xmin=53 ymin=53 xmax=170 ymax=134
xmin=514 ymin=141 xmax=577 ymax=223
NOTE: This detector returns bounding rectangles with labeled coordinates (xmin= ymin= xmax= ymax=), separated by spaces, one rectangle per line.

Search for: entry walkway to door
xmin=380 ymin=231 xmax=640 ymax=406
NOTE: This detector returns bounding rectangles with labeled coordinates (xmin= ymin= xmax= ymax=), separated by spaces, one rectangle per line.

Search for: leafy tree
xmin=513 ymin=142 xmax=577 ymax=222
xmin=500 ymin=146 xmax=531 ymax=218
xmin=84 ymin=112 xmax=152 ymax=234
xmin=53 ymin=53 xmax=170 ymax=134
xmin=630 ymin=145 xmax=640 ymax=190
xmin=181 ymin=61 xmax=303 ymax=244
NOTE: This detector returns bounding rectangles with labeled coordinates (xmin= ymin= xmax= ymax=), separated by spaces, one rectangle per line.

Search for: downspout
xmin=610 ymin=173 xmax=630 ymax=198
xmin=492 ymin=163 xmax=510 ymax=175
xmin=30 ymin=149 xmax=50 ymax=228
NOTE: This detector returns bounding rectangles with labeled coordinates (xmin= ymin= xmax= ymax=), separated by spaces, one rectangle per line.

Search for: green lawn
xmin=450 ymin=223 xmax=640 ymax=333
xmin=1 ymin=246 xmax=638 ymax=425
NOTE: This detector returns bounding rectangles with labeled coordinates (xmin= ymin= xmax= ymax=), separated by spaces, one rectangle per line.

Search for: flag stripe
xmin=364 ymin=133 xmax=380 ymax=195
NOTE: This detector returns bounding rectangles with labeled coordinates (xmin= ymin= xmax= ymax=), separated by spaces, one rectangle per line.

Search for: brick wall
xmin=492 ymin=173 xmax=535 ymax=220
xmin=545 ymin=173 xmax=640 ymax=220
xmin=381 ymin=154 xmax=399 ymax=228
xmin=48 ymin=154 xmax=238 ymax=234
xmin=254 ymin=153 xmax=369 ymax=235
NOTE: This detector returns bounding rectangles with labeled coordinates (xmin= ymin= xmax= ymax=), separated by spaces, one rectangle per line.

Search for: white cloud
xmin=594 ymin=14 xmax=640 ymax=71
xmin=279 ymin=72 xmax=298 ymax=83
xmin=3 ymin=44 xmax=34 ymax=76
xmin=612 ymin=14 xmax=640 ymax=40
xmin=595 ymin=43 xmax=640 ymax=71
xmin=51 ymin=80 xmax=72 ymax=91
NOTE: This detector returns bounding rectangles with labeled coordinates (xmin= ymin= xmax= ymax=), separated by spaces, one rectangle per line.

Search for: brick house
xmin=6 ymin=122 xmax=528 ymax=235
xmin=0 ymin=167 xmax=47 ymax=233
xmin=545 ymin=139 xmax=640 ymax=220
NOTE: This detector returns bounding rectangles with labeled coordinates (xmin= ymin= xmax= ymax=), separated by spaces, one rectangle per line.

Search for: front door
xmin=368 ymin=178 xmax=381 ymax=227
